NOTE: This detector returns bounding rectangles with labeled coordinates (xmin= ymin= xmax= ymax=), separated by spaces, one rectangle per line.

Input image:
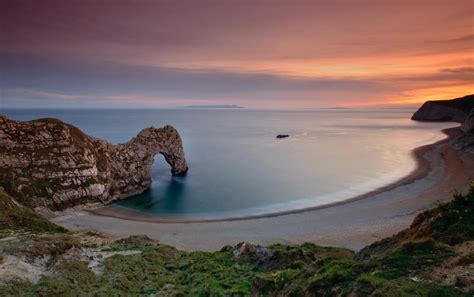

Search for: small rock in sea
xmin=276 ymin=134 xmax=289 ymax=139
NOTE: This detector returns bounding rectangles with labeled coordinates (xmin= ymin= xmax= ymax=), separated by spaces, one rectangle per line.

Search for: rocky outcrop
xmin=462 ymin=109 xmax=474 ymax=133
xmin=0 ymin=115 xmax=188 ymax=210
xmin=453 ymin=110 xmax=474 ymax=153
xmin=224 ymin=242 xmax=273 ymax=266
xmin=412 ymin=94 xmax=474 ymax=153
xmin=411 ymin=94 xmax=474 ymax=123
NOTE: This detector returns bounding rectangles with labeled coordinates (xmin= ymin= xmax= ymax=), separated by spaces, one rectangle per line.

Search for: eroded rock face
xmin=462 ymin=109 xmax=474 ymax=133
xmin=412 ymin=94 xmax=474 ymax=153
xmin=0 ymin=115 xmax=188 ymax=210
xmin=454 ymin=112 xmax=474 ymax=153
xmin=226 ymin=242 xmax=273 ymax=265
xmin=411 ymin=94 xmax=474 ymax=123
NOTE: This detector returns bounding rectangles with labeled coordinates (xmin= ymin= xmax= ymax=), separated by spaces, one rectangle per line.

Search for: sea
xmin=2 ymin=108 xmax=457 ymax=219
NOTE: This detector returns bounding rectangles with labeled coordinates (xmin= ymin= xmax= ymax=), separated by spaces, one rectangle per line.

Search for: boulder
xmin=226 ymin=242 xmax=272 ymax=264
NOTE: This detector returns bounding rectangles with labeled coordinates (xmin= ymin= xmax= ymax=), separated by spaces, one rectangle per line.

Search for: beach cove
xmin=51 ymin=127 xmax=474 ymax=251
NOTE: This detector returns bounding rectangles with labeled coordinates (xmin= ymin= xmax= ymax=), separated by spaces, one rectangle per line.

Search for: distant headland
xmin=412 ymin=94 xmax=474 ymax=152
xmin=412 ymin=94 xmax=474 ymax=123
xmin=179 ymin=104 xmax=244 ymax=109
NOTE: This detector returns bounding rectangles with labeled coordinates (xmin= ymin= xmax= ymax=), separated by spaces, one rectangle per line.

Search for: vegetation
xmin=0 ymin=188 xmax=66 ymax=236
xmin=0 ymin=185 xmax=473 ymax=296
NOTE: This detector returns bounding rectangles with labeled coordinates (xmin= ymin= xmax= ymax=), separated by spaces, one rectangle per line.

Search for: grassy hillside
xmin=0 ymin=186 xmax=473 ymax=296
xmin=0 ymin=188 xmax=66 ymax=236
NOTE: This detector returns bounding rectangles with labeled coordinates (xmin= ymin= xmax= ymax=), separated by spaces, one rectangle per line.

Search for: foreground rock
xmin=0 ymin=115 xmax=188 ymax=210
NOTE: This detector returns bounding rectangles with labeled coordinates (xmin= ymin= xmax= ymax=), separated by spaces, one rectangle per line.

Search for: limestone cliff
xmin=412 ymin=94 xmax=474 ymax=153
xmin=454 ymin=109 xmax=474 ymax=153
xmin=0 ymin=115 xmax=188 ymax=210
xmin=462 ymin=109 xmax=474 ymax=133
xmin=411 ymin=94 xmax=474 ymax=123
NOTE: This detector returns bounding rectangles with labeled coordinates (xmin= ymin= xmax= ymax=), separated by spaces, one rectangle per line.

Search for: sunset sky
xmin=1 ymin=0 xmax=473 ymax=108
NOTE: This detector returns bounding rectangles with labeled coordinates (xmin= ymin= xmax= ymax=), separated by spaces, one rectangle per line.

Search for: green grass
xmin=372 ymin=240 xmax=454 ymax=279
xmin=424 ymin=186 xmax=474 ymax=245
xmin=0 ymin=246 xmax=259 ymax=296
xmin=364 ymin=279 xmax=470 ymax=297
xmin=0 ymin=189 xmax=67 ymax=236
xmin=0 ymin=186 xmax=473 ymax=296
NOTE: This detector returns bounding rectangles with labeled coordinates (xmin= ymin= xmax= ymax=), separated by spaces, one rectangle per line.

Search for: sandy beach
xmin=51 ymin=127 xmax=474 ymax=251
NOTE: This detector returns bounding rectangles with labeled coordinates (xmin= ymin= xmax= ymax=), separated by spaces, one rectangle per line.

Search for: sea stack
xmin=0 ymin=115 xmax=188 ymax=210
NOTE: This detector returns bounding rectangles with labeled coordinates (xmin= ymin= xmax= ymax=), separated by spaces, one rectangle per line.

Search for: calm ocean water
xmin=3 ymin=108 xmax=456 ymax=219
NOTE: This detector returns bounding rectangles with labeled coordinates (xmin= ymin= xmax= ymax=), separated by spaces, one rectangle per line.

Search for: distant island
xmin=301 ymin=107 xmax=352 ymax=110
xmin=179 ymin=104 xmax=244 ymax=109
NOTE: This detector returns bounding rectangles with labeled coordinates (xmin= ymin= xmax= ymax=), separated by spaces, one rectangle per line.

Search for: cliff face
xmin=411 ymin=94 xmax=474 ymax=123
xmin=454 ymin=109 xmax=474 ymax=153
xmin=0 ymin=115 xmax=188 ymax=210
xmin=412 ymin=94 xmax=474 ymax=153
xmin=462 ymin=109 xmax=474 ymax=133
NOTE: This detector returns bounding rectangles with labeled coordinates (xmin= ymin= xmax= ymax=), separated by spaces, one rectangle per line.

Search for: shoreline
xmin=52 ymin=127 xmax=474 ymax=251
xmin=87 ymin=127 xmax=461 ymax=224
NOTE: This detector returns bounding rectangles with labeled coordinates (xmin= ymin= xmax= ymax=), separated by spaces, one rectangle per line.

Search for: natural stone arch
xmin=0 ymin=115 xmax=188 ymax=210
xmin=107 ymin=125 xmax=188 ymax=200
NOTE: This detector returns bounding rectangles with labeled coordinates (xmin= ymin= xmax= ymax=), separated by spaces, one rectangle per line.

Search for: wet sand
xmin=52 ymin=128 xmax=474 ymax=251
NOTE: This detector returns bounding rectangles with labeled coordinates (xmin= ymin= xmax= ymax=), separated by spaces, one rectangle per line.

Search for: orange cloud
xmin=2 ymin=0 xmax=473 ymax=108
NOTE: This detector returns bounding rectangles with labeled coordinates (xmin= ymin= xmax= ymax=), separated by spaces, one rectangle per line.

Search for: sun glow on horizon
xmin=1 ymin=0 xmax=472 ymax=108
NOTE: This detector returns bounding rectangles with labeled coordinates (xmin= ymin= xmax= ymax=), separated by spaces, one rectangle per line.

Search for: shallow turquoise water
xmin=3 ymin=108 xmax=456 ymax=218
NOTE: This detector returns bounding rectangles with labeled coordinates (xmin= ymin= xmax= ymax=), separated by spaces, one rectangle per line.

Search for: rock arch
xmin=0 ymin=115 xmax=188 ymax=210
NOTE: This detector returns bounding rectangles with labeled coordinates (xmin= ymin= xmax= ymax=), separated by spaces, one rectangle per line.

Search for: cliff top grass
xmin=0 ymin=188 xmax=67 ymax=237
xmin=0 ymin=185 xmax=473 ymax=296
